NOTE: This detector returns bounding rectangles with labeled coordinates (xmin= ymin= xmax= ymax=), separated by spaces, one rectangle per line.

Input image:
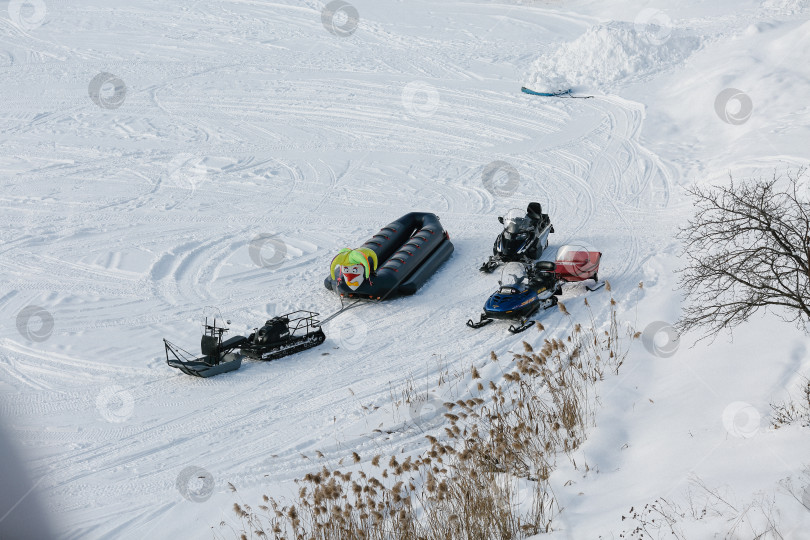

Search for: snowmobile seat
xmin=200 ymin=335 xmax=218 ymax=356
xmin=531 ymin=261 xmax=558 ymax=289
xmin=526 ymin=202 xmax=543 ymax=221
xmin=255 ymin=317 xmax=290 ymax=345
xmin=220 ymin=335 xmax=248 ymax=351
xmin=535 ymin=261 xmax=556 ymax=273
xmin=526 ymin=202 xmax=551 ymax=230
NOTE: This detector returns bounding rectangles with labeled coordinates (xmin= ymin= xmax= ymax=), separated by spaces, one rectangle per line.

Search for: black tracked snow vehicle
xmin=164 ymin=310 xmax=325 ymax=377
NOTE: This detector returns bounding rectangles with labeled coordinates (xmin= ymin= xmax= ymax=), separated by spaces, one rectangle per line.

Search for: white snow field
xmin=2 ymin=0 xmax=810 ymax=538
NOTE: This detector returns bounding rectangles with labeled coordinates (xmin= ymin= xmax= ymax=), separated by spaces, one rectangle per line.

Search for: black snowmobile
xmin=164 ymin=310 xmax=325 ymax=377
xmin=242 ymin=311 xmax=326 ymax=361
xmin=467 ymin=261 xmax=563 ymax=334
xmin=480 ymin=202 xmax=554 ymax=273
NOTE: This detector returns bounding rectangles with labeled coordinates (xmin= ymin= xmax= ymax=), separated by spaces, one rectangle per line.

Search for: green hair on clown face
xmin=330 ymin=248 xmax=379 ymax=280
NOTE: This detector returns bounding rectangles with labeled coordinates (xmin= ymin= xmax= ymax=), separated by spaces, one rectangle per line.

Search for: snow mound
xmin=525 ymin=22 xmax=703 ymax=93
xmin=761 ymin=0 xmax=810 ymax=16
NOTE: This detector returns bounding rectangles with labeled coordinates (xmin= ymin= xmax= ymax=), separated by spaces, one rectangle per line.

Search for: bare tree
xmin=677 ymin=170 xmax=810 ymax=339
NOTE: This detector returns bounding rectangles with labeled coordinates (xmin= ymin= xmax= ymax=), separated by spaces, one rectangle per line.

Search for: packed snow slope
xmin=1 ymin=0 xmax=809 ymax=538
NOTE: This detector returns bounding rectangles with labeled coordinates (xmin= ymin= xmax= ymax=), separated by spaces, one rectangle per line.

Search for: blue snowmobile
xmin=467 ymin=261 xmax=562 ymax=334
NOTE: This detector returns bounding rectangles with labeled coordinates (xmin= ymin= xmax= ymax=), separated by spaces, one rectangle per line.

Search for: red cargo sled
xmin=554 ymin=245 xmax=603 ymax=290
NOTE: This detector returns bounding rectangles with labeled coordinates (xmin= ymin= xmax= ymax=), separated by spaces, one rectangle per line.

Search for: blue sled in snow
xmin=521 ymin=87 xmax=572 ymax=97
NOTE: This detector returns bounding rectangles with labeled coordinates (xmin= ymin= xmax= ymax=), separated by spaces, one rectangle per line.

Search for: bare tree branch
xmin=676 ymin=169 xmax=810 ymax=340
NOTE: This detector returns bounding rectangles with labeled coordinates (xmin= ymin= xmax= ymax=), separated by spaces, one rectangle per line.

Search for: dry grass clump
xmin=771 ymin=377 xmax=810 ymax=428
xmin=223 ymin=296 xmax=636 ymax=539
xmin=620 ymin=478 xmax=787 ymax=539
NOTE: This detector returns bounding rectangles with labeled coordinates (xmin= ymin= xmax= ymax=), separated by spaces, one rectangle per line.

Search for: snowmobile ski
xmin=466 ymin=313 xmax=495 ymax=329
xmin=508 ymin=319 xmax=536 ymax=334
xmin=508 ymin=297 xmax=560 ymax=333
xmin=479 ymin=258 xmax=500 ymax=274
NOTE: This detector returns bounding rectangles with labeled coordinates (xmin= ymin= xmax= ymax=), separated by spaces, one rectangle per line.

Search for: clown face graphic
xmin=340 ymin=263 xmax=366 ymax=290
xmin=330 ymin=247 xmax=378 ymax=292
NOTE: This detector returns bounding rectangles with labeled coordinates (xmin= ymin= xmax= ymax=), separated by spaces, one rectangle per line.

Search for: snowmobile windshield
xmin=503 ymin=208 xmax=531 ymax=236
xmin=499 ymin=262 xmax=528 ymax=291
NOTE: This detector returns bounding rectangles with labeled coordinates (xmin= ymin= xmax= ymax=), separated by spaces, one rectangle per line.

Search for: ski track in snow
xmin=0 ymin=1 xmax=693 ymax=538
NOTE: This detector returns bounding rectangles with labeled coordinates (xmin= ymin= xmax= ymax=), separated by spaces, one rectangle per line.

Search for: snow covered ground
xmin=1 ymin=0 xmax=809 ymax=538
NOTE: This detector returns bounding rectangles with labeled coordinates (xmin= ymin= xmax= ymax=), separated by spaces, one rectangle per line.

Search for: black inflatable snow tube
xmin=323 ymin=212 xmax=454 ymax=299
